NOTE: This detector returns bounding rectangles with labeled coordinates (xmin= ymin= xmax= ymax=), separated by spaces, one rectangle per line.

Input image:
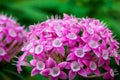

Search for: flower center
xmin=52 ymin=39 xmax=62 ymax=47
xmin=0 ymin=47 xmax=6 ymax=56
xmin=36 ymin=61 xmax=45 ymax=71
xmin=26 ymin=43 xmax=33 ymax=51
xmin=55 ymin=26 xmax=63 ymax=31
xmin=66 ymin=32 xmax=77 ymax=40
xmin=102 ymin=50 xmax=109 ymax=60
xmin=87 ymin=28 xmax=94 ymax=34
xmin=88 ymin=40 xmax=98 ymax=48
xmin=75 ymin=48 xmax=85 ymax=58
xmin=90 ymin=61 xmax=97 ymax=71
xmin=71 ymin=61 xmax=80 ymax=72
xmin=8 ymin=29 xmax=17 ymax=37
xmin=35 ymin=45 xmax=43 ymax=54
xmin=50 ymin=67 xmax=60 ymax=77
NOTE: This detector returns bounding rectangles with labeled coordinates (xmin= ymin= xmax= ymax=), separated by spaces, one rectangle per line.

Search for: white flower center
xmin=88 ymin=40 xmax=98 ymax=48
xmin=36 ymin=61 xmax=45 ymax=71
xmin=0 ymin=47 xmax=6 ymax=56
xmin=90 ymin=61 xmax=97 ymax=71
xmin=87 ymin=28 xmax=94 ymax=34
xmin=55 ymin=26 xmax=63 ymax=31
xmin=8 ymin=29 xmax=17 ymax=37
xmin=110 ymin=69 xmax=114 ymax=77
xmin=52 ymin=39 xmax=62 ymax=47
xmin=75 ymin=48 xmax=85 ymax=58
xmin=66 ymin=32 xmax=77 ymax=40
xmin=26 ymin=43 xmax=33 ymax=51
xmin=102 ymin=50 xmax=109 ymax=60
xmin=71 ymin=61 xmax=80 ymax=72
xmin=50 ymin=67 xmax=60 ymax=77
xmin=35 ymin=45 xmax=43 ymax=54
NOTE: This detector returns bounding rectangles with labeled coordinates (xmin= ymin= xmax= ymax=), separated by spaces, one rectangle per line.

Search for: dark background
xmin=0 ymin=0 xmax=120 ymax=80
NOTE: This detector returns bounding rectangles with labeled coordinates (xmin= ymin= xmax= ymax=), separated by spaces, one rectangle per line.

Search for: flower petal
xmin=31 ymin=68 xmax=39 ymax=76
xmin=50 ymin=76 xmax=58 ymax=80
xmin=46 ymin=57 xmax=56 ymax=68
xmin=94 ymin=69 xmax=100 ymax=76
xmin=59 ymin=71 xmax=67 ymax=79
xmin=68 ymin=70 xmax=77 ymax=80
xmin=67 ymin=53 xmax=76 ymax=61
xmin=0 ymin=56 xmax=2 ymax=62
xmin=40 ymin=68 xmax=50 ymax=77
xmin=30 ymin=59 xmax=37 ymax=66
xmin=78 ymin=69 xmax=87 ymax=77
xmin=58 ymin=62 xmax=67 ymax=69
xmin=4 ymin=54 xmax=10 ymax=62
xmin=57 ymin=47 xmax=65 ymax=56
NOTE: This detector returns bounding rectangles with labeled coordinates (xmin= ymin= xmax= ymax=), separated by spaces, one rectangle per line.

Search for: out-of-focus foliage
xmin=0 ymin=0 xmax=120 ymax=80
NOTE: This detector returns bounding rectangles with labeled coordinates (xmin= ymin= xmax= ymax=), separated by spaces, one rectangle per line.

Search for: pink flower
xmin=40 ymin=57 xmax=67 ymax=80
xmin=68 ymin=61 xmax=87 ymax=80
xmin=16 ymin=14 xmax=120 ymax=80
xmin=0 ymin=14 xmax=26 ymax=62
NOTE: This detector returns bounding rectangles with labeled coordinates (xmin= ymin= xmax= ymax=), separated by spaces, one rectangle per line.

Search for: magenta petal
xmin=0 ymin=56 xmax=2 ymax=62
xmin=67 ymin=53 xmax=76 ymax=61
xmin=59 ymin=71 xmax=67 ymax=79
xmin=40 ymin=68 xmax=50 ymax=77
xmin=82 ymin=60 xmax=89 ymax=66
xmin=46 ymin=57 xmax=56 ymax=68
xmin=4 ymin=54 xmax=10 ymax=62
xmin=83 ymin=45 xmax=91 ymax=52
xmin=17 ymin=63 xmax=22 ymax=73
xmin=98 ymin=58 xmax=104 ymax=67
xmin=58 ymin=62 xmax=67 ymax=69
xmin=115 ymin=57 xmax=119 ymax=65
xmin=86 ymin=68 xmax=92 ymax=75
xmin=68 ymin=70 xmax=77 ymax=80
xmin=30 ymin=59 xmax=37 ymax=66
xmin=57 ymin=47 xmax=65 ymax=56
xmin=78 ymin=69 xmax=87 ymax=77
xmin=5 ymin=36 xmax=13 ymax=44
xmin=65 ymin=62 xmax=71 ymax=69
xmin=93 ymin=48 xmax=100 ymax=57
xmin=50 ymin=76 xmax=58 ymax=80
xmin=31 ymin=68 xmax=39 ymax=76
xmin=19 ymin=52 xmax=27 ymax=61
xmin=104 ymin=72 xmax=111 ymax=79
xmin=94 ymin=69 xmax=100 ymax=76
xmin=103 ymin=66 xmax=111 ymax=71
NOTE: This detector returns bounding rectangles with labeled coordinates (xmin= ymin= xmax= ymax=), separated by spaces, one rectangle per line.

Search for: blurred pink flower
xmin=0 ymin=14 xmax=26 ymax=62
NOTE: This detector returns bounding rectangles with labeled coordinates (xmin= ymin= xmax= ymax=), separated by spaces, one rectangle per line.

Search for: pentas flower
xmin=0 ymin=14 xmax=26 ymax=62
xmin=16 ymin=14 xmax=120 ymax=80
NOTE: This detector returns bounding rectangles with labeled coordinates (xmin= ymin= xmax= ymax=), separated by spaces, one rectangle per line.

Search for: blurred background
xmin=0 ymin=0 xmax=120 ymax=80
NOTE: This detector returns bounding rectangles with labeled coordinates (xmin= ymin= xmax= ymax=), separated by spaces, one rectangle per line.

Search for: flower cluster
xmin=16 ymin=14 xmax=120 ymax=80
xmin=0 ymin=14 xmax=26 ymax=62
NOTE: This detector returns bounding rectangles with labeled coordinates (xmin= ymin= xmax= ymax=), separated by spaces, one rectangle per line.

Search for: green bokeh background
xmin=0 ymin=0 xmax=120 ymax=80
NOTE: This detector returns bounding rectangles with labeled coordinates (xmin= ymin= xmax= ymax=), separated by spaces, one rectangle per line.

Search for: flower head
xmin=16 ymin=14 xmax=120 ymax=80
xmin=0 ymin=14 xmax=26 ymax=62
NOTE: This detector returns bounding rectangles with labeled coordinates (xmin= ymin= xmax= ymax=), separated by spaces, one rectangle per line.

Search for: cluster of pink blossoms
xmin=17 ymin=14 xmax=120 ymax=80
xmin=0 ymin=14 xmax=25 ymax=62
